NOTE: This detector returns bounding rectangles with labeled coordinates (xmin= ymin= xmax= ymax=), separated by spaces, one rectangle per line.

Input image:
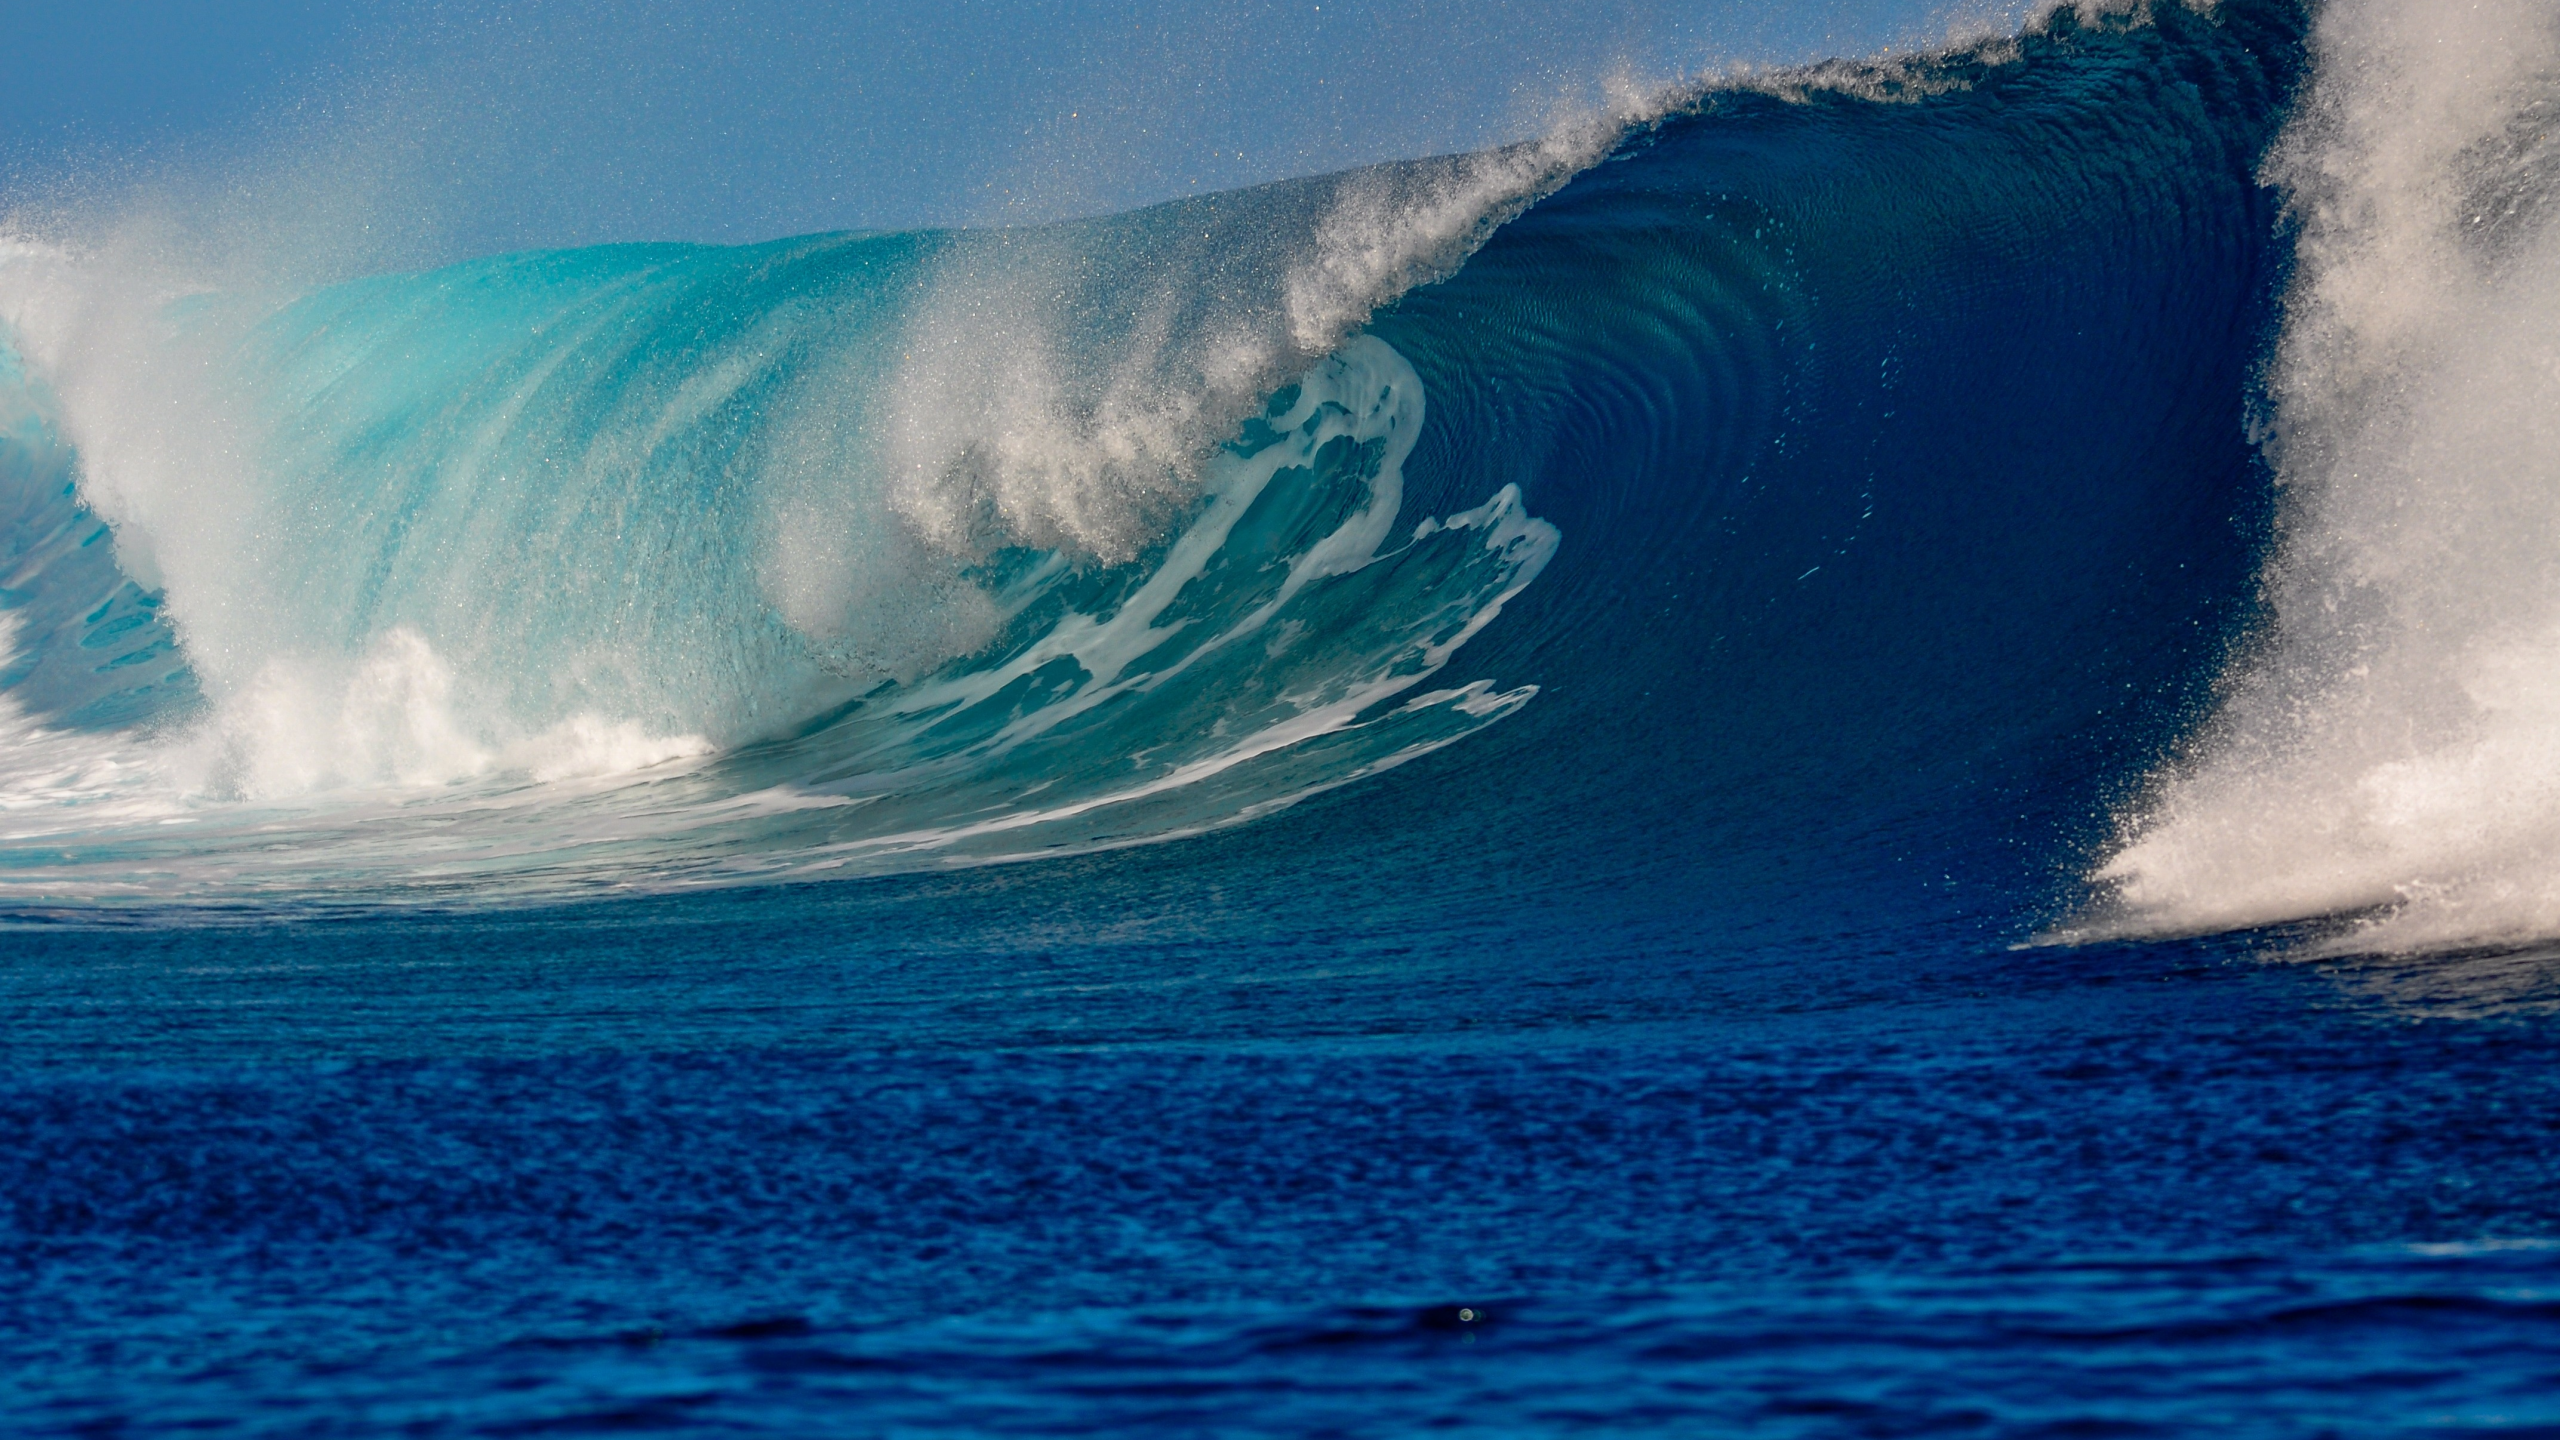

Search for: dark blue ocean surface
xmin=7 ymin=886 xmax=2560 ymax=1435
xmin=6 ymin=0 xmax=2559 ymax=1432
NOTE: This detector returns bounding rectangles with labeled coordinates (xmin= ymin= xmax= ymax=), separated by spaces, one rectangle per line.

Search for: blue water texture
xmin=7 ymin=1 xmax=2560 ymax=1433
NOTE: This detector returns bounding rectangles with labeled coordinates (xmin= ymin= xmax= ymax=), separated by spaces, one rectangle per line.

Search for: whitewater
xmin=0 ymin=0 xmax=2544 ymax=953
xmin=7 ymin=1 xmax=2560 ymax=1433
xmin=2083 ymin=0 xmax=2560 ymax=952
xmin=0 ymin=147 xmax=1592 ymax=901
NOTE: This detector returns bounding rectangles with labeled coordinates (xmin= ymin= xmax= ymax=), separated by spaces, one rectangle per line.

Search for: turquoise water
xmin=7 ymin=1 xmax=2560 ymax=1431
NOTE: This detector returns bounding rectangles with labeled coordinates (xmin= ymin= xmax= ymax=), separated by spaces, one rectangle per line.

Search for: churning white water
xmin=2090 ymin=0 xmax=2560 ymax=951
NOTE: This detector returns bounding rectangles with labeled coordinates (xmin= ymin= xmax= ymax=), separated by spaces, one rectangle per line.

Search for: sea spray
xmin=0 ymin=2 xmax=2308 ymax=910
xmin=2091 ymin=0 xmax=2560 ymax=949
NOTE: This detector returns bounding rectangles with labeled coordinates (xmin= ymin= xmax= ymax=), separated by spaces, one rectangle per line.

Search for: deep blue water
xmin=9 ymin=887 xmax=2560 ymax=1433
xmin=7 ymin=0 xmax=2560 ymax=1431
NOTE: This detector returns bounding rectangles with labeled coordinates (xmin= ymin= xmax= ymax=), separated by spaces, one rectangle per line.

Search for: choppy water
xmin=7 ymin=0 xmax=2560 ymax=1431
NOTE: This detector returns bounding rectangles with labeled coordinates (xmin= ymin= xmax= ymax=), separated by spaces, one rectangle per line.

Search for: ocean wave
xmin=0 ymin=0 xmax=2350 ymax=921
xmin=2082 ymin=0 xmax=2560 ymax=953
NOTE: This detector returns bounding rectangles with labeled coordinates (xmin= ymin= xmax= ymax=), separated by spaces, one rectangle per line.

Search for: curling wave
xmin=23 ymin=0 xmax=2518 ymax=952
xmin=0 ymin=142 xmax=1600 ymax=900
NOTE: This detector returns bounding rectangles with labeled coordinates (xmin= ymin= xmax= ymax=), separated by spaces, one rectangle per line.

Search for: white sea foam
xmin=173 ymin=628 xmax=713 ymax=798
xmin=752 ymin=335 xmax=1558 ymax=876
xmin=0 ymin=234 xmax=747 ymax=792
xmin=1281 ymin=103 xmax=1635 ymax=353
xmin=0 ymin=258 xmax=1556 ymax=901
xmin=875 ymin=255 xmax=1248 ymax=564
xmin=0 ymin=29 xmax=1639 ymax=903
xmin=2085 ymin=0 xmax=2560 ymax=952
xmin=870 ymin=89 xmax=1641 ymax=576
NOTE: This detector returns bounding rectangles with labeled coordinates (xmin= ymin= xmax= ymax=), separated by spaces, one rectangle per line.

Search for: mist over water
xmin=14 ymin=5 xmax=2560 ymax=1436
xmin=0 ymin=1 xmax=1751 ymax=909
xmin=0 ymin=154 xmax=1581 ymax=899
xmin=9 ymin=0 xmax=2554 ymax=950
xmin=2090 ymin=0 xmax=2560 ymax=952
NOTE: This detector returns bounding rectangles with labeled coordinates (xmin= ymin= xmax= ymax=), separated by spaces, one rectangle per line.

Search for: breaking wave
xmin=31 ymin=0 xmax=2549 ymax=956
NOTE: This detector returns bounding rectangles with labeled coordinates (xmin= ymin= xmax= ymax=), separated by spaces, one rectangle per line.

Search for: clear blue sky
xmin=1 ymin=0 xmax=1984 ymax=257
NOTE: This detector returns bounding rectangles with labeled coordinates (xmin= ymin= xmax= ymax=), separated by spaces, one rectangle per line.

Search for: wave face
xmin=22 ymin=13 xmax=2560 ymax=1434
xmin=0 ymin=144 xmax=1593 ymax=901
xmin=0 ymin=1 xmax=2311 ymax=924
